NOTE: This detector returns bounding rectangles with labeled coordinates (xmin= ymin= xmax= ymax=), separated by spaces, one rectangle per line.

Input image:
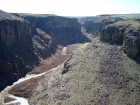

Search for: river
xmin=0 ymin=47 xmax=67 ymax=105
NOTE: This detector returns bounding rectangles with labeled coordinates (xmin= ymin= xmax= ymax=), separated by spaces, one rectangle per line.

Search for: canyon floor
xmin=0 ymin=43 xmax=80 ymax=105
xmin=1 ymin=34 xmax=140 ymax=105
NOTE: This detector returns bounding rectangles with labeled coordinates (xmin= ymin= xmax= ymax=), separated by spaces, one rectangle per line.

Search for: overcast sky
xmin=0 ymin=0 xmax=140 ymax=16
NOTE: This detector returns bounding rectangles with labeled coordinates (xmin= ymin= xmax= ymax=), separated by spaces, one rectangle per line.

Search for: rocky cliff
xmin=84 ymin=15 xmax=122 ymax=36
xmin=0 ymin=11 xmax=33 ymax=47
xmin=0 ymin=11 xmax=56 ymax=91
xmin=0 ymin=10 xmax=90 ymax=91
xmin=100 ymin=18 xmax=140 ymax=58
xmin=16 ymin=14 xmax=90 ymax=46
xmin=77 ymin=17 xmax=94 ymax=27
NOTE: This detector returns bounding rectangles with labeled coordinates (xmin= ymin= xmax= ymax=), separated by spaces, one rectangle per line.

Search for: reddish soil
xmin=28 ymin=47 xmax=72 ymax=74
xmin=8 ymin=46 xmax=74 ymax=99
xmin=8 ymin=77 xmax=39 ymax=98
xmin=4 ymin=96 xmax=16 ymax=103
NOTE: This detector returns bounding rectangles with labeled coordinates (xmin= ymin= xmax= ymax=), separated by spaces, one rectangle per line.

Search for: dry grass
xmin=6 ymin=102 xmax=21 ymax=105
xmin=8 ymin=77 xmax=39 ymax=98
xmin=28 ymin=48 xmax=71 ymax=74
xmin=27 ymin=40 xmax=140 ymax=105
xmin=7 ymin=45 xmax=77 ymax=100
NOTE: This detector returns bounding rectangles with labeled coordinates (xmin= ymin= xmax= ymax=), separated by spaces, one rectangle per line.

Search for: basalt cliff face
xmin=0 ymin=10 xmax=57 ymax=91
xmin=100 ymin=18 xmax=140 ymax=58
xmin=0 ymin=10 xmax=33 ymax=90
xmin=84 ymin=15 xmax=140 ymax=59
xmin=0 ymin=12 xmax=33 ymax=47
xmin=16 ymin=15 xmax=89 ymax=46
xmin=84 ymin=15 xmax=122 ymax=36
xmin=0 ymin=10 xmax=88 ymax=91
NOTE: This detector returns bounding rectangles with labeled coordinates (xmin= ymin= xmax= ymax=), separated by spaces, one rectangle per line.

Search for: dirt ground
xmin=2 ymin=37 xmax=140 ymax=105
xmin=27 ymin=38 xmax=140 ymax=105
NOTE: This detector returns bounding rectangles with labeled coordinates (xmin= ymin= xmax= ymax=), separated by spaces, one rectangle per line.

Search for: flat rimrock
xmin=0 ymin=10 xmax=24 ymax=21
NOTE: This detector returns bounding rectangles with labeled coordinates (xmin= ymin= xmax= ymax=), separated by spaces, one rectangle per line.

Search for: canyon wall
xmin=18 ymin=15 xmax=90 ymax=46
xmin=100 ymin=18 xmax=140 ymax=58
xmin=83 ymin=15 xmax=140 ymax=59
xmin=0 ymin=10 xmax=57 ymax=91
xmin=0 ymin=10 xmax=88 ymax=91
xmin=84 ymin=15 xmax=122 ymax=36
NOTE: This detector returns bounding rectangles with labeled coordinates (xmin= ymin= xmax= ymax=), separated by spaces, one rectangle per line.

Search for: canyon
xmin=0 ymin=10 xmax=140 ymax=105
xmin=0 ymin=10 xmax=89 ymax=91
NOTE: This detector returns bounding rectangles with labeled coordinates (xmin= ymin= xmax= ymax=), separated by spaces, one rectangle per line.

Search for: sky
xmin=0 ymin=0 xmax=140 ymax=16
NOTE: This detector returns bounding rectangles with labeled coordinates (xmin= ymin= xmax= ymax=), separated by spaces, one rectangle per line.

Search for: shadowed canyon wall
xmin=84 ymin=15 xmax=122 ymax=36
xmin=0 ymin=10 xmax=89 ymax=91
xmin=100 ymin=18 xmax=140 ymax=58
xmin=84 ymin=15 xmax=140 ymax=59
xmin=17 ymin=15 xmax=90 ymax=46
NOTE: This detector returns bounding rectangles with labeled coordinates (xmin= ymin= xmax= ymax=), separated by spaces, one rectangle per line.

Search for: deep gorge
xmin=0 ymin=10 xmax=140 ymax=105
xmin=0 ymin=10 xmax=89 ymax=91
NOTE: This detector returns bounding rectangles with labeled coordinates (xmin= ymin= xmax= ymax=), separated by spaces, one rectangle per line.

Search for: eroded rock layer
xmin=16 ymin=14 xmax=90 ymax=46
xmin=100 ymin=18 xmax=140 ymax=58
xmin=0 ymin=10 xmax=89 ymax=91
xmin=84 ymin=15 xmax=122 ymax=36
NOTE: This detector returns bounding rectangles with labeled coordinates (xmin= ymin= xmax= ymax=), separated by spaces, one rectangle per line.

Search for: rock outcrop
xmin=17 ymin=14 xmax=90 ymax=46
xmin=100 ymin=18 xmax=140 ymax=58
xmin=0 ymin=11 xmax=33 ymax=47
xmin=84 ymin=15 xmax=122 ymax=36
xmin=77 ymin=17 xmax=94 ymax=27
xmin=0 ymin=10 xmax=90 ymax=91
xmin=0 ymin=11 xmax=56 ymax=91
xmin=32 ymin=28 xmax=56 ymax=59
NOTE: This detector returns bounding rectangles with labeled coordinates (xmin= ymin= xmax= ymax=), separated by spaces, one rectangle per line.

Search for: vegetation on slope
xmin=7 ymin=37 xmax=140 ymax=105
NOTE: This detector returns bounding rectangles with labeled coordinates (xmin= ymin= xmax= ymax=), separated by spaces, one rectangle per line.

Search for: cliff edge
xmin=100 ymin=18 xmax=140 ymax=58
xmin=0 ymin=10 xmax=89 ymax=91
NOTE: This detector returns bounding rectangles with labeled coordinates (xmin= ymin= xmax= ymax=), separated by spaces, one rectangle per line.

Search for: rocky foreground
xmin=3 ymin=37 xmax=140 ymax=105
